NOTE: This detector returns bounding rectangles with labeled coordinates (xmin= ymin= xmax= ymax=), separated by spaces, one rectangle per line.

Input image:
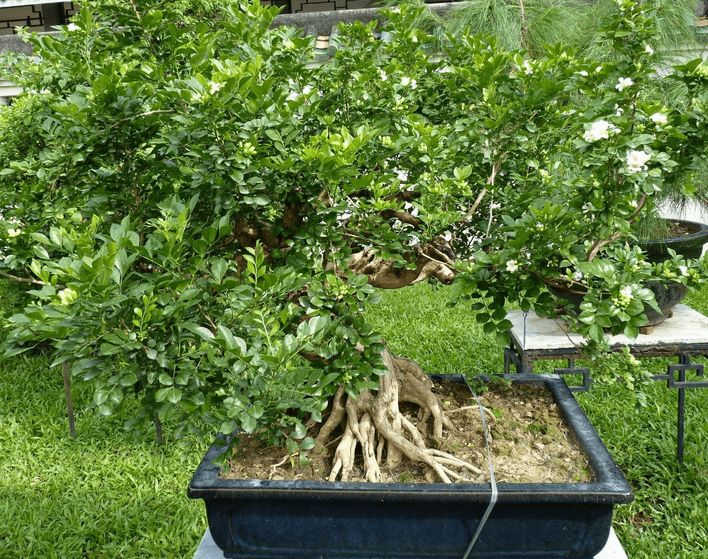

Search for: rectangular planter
xmin=188 ymin=374 xmax=632 ymax=559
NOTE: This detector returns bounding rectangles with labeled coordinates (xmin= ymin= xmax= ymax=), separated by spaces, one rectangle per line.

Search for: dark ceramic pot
xmin=551 ymin=281 xmax=689 ymax=327
xmin=188 ymin=374 xmax=632 ymax=559
xmin=635 ymin=218 xmax=708 ymax=262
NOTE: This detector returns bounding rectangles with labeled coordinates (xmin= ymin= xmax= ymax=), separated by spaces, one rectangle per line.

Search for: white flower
xmin=522 ymin=61 xmax=533 ymax=75
xmin=583 ymin=120 xmax=618 ymax=142
xmin=678 ymin=265 xmax=689 ymax=277
xmin=58 ymin=288 xmax=78 ymax=306
xmin=400 ymin=76 xmax=417 ymax=89
xmin=573 ymin=271 xmax=584 ymax=282
xmin=7 ymin=228 xmax=21 ymax=237
xmin=595 ymin=66 xmax=603 ymax=73
xmin=395 ymin=169 xmax=409 ymax=182
xmin=379 ymin=69 xmax=388 ymax=81
xmin=209 ymin=81 xmax=222 ymax=95
xmin=66 ymin=23 xmax=79 ymax=32
xmin=615 ymin=77 xmax=634 ymax=92
xmin=644 ymin=44 xmax=654 ymax=56
xmin=442 ymin=231 xmax=453 ymax=242
xmin=650 ymin=112 xmax=668 ymax=126
xmin=302 ymin=85 xmax=313 ymax=95
xmin=615 ymin=106 xmax=624 ymax=117
xmin=490 ymin=202 xmax=502 ymax=210
xmin=437 ymin=66 xmax=453 ymax=74
xmin=506 ymin=259 xmax=519 ymax=273
xmin=576 ymin=70 xmax=589 ymax=77
xmin=286 ymin=91 xmax=299 ymax=102
xmin=619 ymin=285 xmax=633 ymax=299
xmin=626 ymin=150 xmax=651 ymax=173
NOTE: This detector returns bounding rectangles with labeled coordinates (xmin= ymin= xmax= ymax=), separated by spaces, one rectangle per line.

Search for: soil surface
xmin=664 ymin=221 xmax=700 ymax=238
xmin=224 ymin=380 xmax=592 ymax=484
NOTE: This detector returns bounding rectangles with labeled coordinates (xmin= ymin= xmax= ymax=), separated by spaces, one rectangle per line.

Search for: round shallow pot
xmin=551 ymin=281 xmax=689 ymax=328
xmin=188 ymin=375 xmax=632 ymax=559
xmin=635 ymin=218 xmax=708 ymax=262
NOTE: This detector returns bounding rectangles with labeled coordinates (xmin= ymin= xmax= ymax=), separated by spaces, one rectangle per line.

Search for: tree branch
xmin=586 ymin=193 xmax=648 ymax=261
xmin=110 ymin=110 xmax=174 ymax=129
xmin=0 ymin=269 xmax=43 ymax=285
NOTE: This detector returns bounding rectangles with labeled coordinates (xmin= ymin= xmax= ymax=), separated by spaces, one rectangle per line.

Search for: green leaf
xmin=293 ymin=422 xmax=307 ymax=440
xmin=240 ymin=414 xmax=257 ymax=433
xmin=300 ymin=436 xmax=316 ymax=450
xmin=158 ymin=373 xmax=173 ymax=386
xmin=119 ymin=372 xmax=138 ymax=387
xmin=588 ymin=324 xmax=604 ymax=343
xmin=156 ymin=386 xmax=182 ymax=403
xmin=97 ymin=404 xmax=113 ymax=416
xmin=191 ymin=326 xmax=215 ymax=341
xmin=211 ymin=259 xmax=228 ymax=284
xmin=33 ymin=245 xmax=50 ymax=260
xmin=217 ymin=325 xmax=247 ymax=353
xmin=93 ymin=388 xmax=109 ymax=406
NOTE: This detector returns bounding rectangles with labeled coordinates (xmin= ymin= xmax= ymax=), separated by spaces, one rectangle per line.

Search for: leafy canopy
xmin=1 ymin=0 xmax=706 ymax=446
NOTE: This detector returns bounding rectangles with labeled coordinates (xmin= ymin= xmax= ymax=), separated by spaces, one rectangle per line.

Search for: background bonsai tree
xmin=1 ymin=0 xmax=706 ymax=481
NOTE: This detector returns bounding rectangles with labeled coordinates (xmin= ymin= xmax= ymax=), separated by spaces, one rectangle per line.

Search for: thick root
xmin=318 ymin=349 xmax=483 ymax=483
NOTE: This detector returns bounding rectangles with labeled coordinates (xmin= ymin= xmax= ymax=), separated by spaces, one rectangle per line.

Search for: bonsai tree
xmin=1 ymin=0 xmax=706 ymax=482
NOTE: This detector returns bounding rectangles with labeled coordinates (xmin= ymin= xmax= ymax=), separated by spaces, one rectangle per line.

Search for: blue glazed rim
xmin=188 ymin=374 xmax=633 ymax=505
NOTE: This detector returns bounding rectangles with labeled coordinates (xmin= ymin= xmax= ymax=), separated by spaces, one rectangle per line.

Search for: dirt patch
xmin=224 ymin=379 xmax=592 ymax=484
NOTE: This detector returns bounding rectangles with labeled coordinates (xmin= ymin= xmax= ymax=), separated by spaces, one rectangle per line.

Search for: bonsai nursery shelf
xmin=188 ymin=375 xmax=632 ymax=559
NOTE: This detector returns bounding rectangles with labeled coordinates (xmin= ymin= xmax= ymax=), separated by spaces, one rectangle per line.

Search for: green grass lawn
xmin=1 ymin=280 xmax=706 ymax=558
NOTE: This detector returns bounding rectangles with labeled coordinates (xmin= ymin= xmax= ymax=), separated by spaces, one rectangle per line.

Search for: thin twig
xmin=519 ymin=0 xmax=529 ymax=51
xmin=0 ymin=269 xmax=44 ymax=285
xmin=486 ymin=197 xmax=495 ymax=237
xmin=62 ymin=362 xmax=76 ymax=439
xmin=586 ymin=194 xmax=648 ymax=261
xmin=110 ymin=110 xmax=174 ymax=129
xmin=465 ymin=160 xmax=502 ymax=221
xmin=128 ymin=0 xmax=141 ymax=19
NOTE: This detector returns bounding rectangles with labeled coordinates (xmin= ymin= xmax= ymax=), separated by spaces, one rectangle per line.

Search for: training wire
xmin=461 ymin=386 xmax=499 ymax=559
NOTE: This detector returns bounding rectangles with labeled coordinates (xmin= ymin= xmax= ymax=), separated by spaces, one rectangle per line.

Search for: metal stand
xmin=503 ymin=305 xmax=708 ymax=463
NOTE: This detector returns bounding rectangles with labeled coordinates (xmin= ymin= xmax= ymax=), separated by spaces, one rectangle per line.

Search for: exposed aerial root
xmin=317 ymin=349 xmax=483 ymax=483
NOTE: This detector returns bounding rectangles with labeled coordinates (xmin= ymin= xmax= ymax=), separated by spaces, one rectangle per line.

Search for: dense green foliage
xmin=0 ymin=0 xmax=706 ymax=449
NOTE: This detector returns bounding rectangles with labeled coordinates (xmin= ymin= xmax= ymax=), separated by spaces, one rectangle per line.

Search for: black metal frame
xmin=504 ymin=341 xmax=708 ymax=464
xmin=0 ymin=2 xmax=76 ymax=34
xmin=0 ymin=4 xmax=43 ymax=33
